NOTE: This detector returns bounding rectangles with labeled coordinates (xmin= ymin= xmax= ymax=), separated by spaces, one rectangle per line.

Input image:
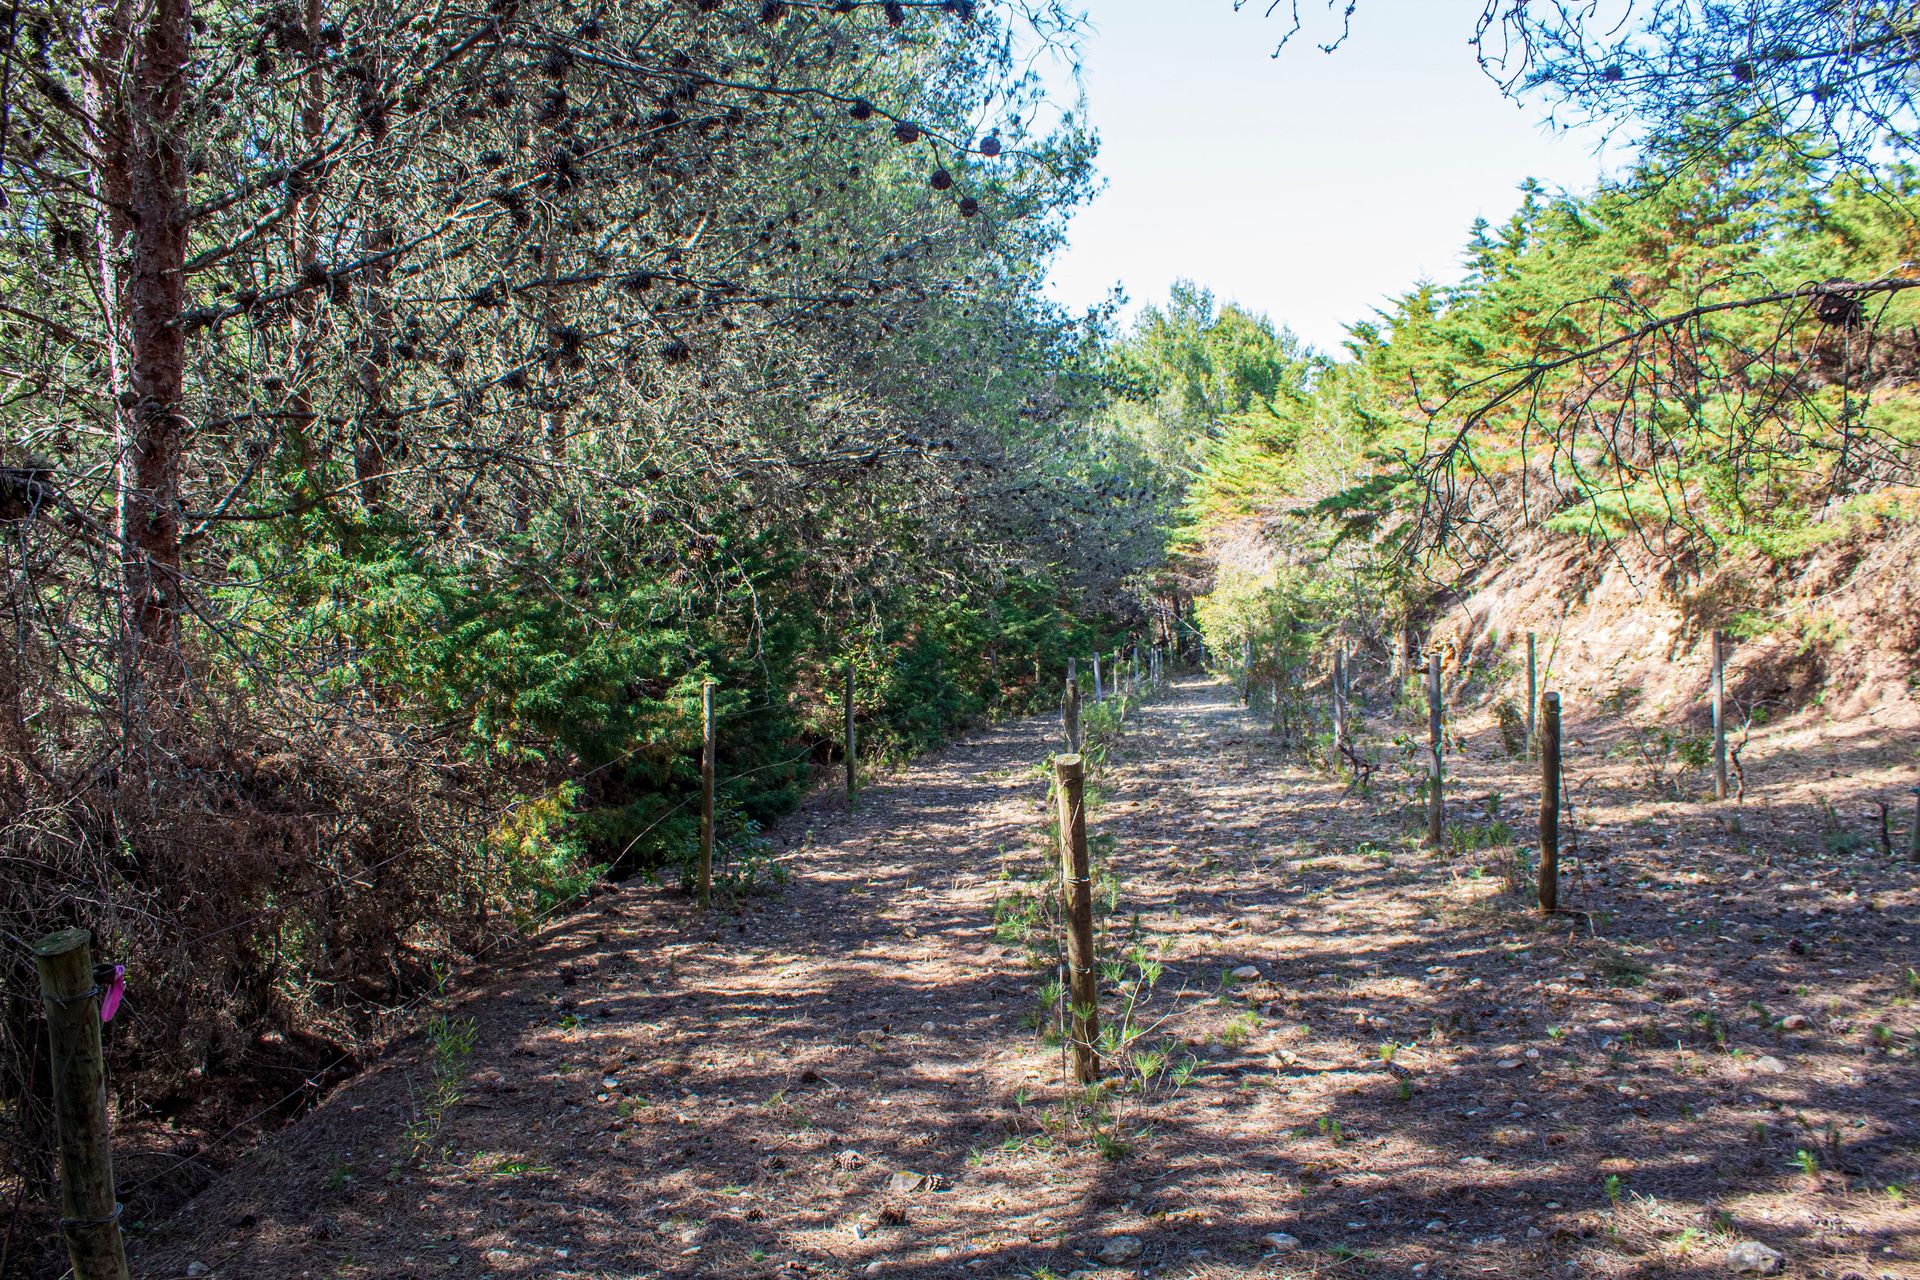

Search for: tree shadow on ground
xmin=127 ymin=679 xmax=1918 ymax=1280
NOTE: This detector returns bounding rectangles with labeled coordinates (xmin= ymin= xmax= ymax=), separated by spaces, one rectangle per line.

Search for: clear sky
xmin=1043 ymin=0 xmax=1627 ymax=355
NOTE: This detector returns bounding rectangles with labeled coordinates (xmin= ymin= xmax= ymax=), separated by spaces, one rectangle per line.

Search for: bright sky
xmin=1044 ymin=0 xmax=1629 ymax=355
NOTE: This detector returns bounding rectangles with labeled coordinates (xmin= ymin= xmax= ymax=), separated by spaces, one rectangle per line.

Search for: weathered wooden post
xmin=1092 ymin=652 xmax=1102 ymax=703
xmin=844 ymin=665 xmax=858 ymax=809
xmin=1063 ymin=658 xmax=1082 ymax=753
xmin=1130 ymin=646 xmax=1139 ymax=695
xmin=1332 ymin=650 xmax=1347 ymax=758
xmin=1053 ymin=754 xmax=1100 ymax=1084
xmin=1711 ymin=631 xmax=1729 ymax=801
xmin=1539 ymin=692 xmax=1561 ymax=915
xmin=1241 ymin=637 xmax=1252 ymax=704
xmin=33 ymin=928 xmax=130 ymax=1280
xmin=1526 ymin=632 xmax=1538 ymax=755
xmin=1427 ymin=650 xmax=1445 ymax=848
xmin=1394 ymin=626 xmax=1410 ymax=681
xmin=698 ymin=679 xmax=715 ymax=905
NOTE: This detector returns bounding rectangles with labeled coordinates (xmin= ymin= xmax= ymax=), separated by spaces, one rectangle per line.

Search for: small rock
xmin=1497 ymin=1059 xmax=1523 ymax=1070
xmin=186 ymin=1265 xmax=210 ymax=1279
xmin=1752 ymin=1055 xmax=1788 ymax=1075
xmin=862 ymin=1264 xmax=884 ymax=1277
xmin=1726 ymin=1240 xmax=1785 ymax=1275
xmin=1459 ymin=1155 xmax=1493 ymax=1167
xmin=887 ymin=1170 xmax=926 ymax=1195
xmin=1261 ymin=1232 xmax=1301 ymax=1253
xmin=1780 ymin=1014 xmax=1811 ymax=1031
xmin=1096 ymin=1235 xmax=1143 ymax=1264
xmin=1230 ymin=965 xmax=1262 ymax=981
xmin=1424 ymin=1220 xmax=1447 ymax=1233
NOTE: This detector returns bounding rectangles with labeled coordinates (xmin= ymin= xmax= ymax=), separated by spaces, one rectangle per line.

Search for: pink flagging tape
xmin=100 ymin=965 xmax=125 ymax=1023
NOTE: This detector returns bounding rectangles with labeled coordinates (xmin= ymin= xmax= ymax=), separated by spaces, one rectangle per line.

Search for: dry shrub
xmin=1492 ymin=699 xmax=1528 ymax=757
xmin=0 ymin=662 xmax=563 ymax=1231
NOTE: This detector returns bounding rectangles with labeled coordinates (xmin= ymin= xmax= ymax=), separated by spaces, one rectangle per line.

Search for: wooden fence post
xmin=1281 ymin=640 xmax=1294 ymax=741
xmin=1526 ymin=632 xmax=1538 ymax=756
xmin=1092 ymin=652 xmax=1102 ymax=703
xmin=1711 ymin=631 xmax=1729 ymax=801
xmin=844 ymin=665 xmax=857 ymax=809
xmin=1063 ymin=658 xmax=1082 ymax=753
xmin=1427 ymin=651 xmax=1445 ymax=848
xmin=699 ymin=680 xmax=715 ymax=905
xmin=1053 ymin=754 xmax=1100 ymax=1084
xmin=1539 ymin=692 xmax=1561 ymax=915
xmin=33 ymin=928 xmax=130 ymax=1280
xmin=1332 ymin=649 xmax=1347 ymax=757
xmin=1241 ymin=637 xmax=1252 ymax=704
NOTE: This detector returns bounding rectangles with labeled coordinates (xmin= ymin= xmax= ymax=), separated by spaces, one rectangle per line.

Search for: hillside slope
xmin=1428 ymin=514 xmax=1920 ymax=821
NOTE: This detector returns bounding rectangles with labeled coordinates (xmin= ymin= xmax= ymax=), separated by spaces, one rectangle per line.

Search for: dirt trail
xmin=136 ymin=678 xmax=1918 ymax=1280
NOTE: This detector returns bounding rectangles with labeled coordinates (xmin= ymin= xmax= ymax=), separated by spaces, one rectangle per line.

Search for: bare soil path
xmin=135 ymin=677 xmax=1918 ymax=1280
